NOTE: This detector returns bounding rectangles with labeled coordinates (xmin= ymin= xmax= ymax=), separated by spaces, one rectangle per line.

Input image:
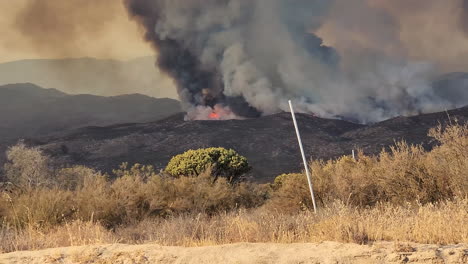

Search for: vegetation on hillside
xmin=0 ymin=123 xmax=467 ymax=253
xmin=270 ymin=123 xmax=468 ymax=210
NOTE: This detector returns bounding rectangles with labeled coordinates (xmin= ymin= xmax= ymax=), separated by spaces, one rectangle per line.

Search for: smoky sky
xmin=4 ymin=0 xmax=468 ymax=122
xmin=1 ymin=0 xmax=152 ymax=61
xmin=123 ymin=0 xmax=468 ymax=122
xmin=0 ymin=0 xmax=176 ymax=99
xmin=15 ymin=0 xmax=113 ymax=56
xmin=461 ymin=0 xmax=468 ymax=34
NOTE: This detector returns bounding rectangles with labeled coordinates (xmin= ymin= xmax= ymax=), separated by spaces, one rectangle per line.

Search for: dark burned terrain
xmin=22 ymin=106 xmax=468 ymax=182
xmin=0 ymin=83 xmax=181 ymax=141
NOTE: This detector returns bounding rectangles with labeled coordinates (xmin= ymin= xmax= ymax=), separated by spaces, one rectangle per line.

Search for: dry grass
xmin=0 ymin=220 xmax=116 ymax=253
xmin=1 ymin=198 xmax=466 ymax=253
xmin=115 ymin=198 xmax=467 ymax=246
xmin=0 ymin=123 xmax=467 ymax=253
xmin=0 ymin=164 xmax=267 ymax=231
xmin=270 ymin=123 xmax=468 ymax=210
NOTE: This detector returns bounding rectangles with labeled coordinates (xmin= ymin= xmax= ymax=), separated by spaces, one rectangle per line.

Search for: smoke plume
xmin=124 ymin=0 xmax=468 ymax=122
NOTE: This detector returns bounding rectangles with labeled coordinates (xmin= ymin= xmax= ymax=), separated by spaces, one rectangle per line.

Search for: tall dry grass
xmin=117 ymin=198 xmax=467 ymax=246
xmin=270 ymin=123 xmax=468 ymax=210
xmin=0 ymin=220 xmax=116 ymax=253
xmin=1 ymin=198 xmax=466 ymax=253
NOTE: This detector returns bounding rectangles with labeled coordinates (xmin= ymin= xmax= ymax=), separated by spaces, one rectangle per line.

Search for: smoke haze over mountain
xmin=124 ymin=0 xmax=468 ymax=122
xmin=0 ymin=58 xmax=178 ymax=99
xmin=0 ymin=1 xmax=176 ymax=99
xmin=2 ymin=1 xmax=468 ymax=122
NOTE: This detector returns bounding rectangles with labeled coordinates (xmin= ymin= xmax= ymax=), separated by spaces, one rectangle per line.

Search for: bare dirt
xmin=1 ymin=242 xmax=466 ymax=264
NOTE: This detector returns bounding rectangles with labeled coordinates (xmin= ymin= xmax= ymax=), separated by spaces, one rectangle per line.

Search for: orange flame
xmin=209 ymin=112 xmax=220 ymax=119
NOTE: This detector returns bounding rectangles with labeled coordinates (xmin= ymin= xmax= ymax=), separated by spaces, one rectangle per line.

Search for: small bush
xmin=57 ymin=166 xmax=104 ymax=191
xmin=272 ymin=173 xmax=303 ymax=190
xmin=72 ymin=170 xmax=123 ymax=227
xmin=3 ymin=142 xmax=53 ymax=189
xmin=266 ymin=173 xmax=312 ymax=212
xmin=165 ymin=147 xmax=251 ymax=182
xmin=3 ymin=188 xmax=75 ymax=229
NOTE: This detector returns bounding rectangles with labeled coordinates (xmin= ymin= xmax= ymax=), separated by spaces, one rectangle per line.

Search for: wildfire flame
xmin=185 ymin=104 xmax=243 ymax=121
xmin=209 ymin=112 xmax=220 ymax=119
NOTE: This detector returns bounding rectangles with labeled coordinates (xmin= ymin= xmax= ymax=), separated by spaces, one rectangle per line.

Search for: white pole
xmin=352 ymin=149 xmax=356 ymax=160
xmin=288 ymin=100 xmax=318 ymax=213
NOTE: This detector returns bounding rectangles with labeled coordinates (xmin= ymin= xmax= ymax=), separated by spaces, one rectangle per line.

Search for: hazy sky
xmin=0 ymin=0 xmax=179 ymax=99
xmin=2 ymin=0 xmax=468 ymax=72
xmin=318 ymin=0 xmax=468 ymax=73
xmin=2 ymin=0 xmax=468 ymax=102
xmin=0 ymin=0 xmax=153 ymax=63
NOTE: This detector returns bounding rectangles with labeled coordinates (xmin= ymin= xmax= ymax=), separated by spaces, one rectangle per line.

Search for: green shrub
xmin=165 ymin=147 xmax=250 ymax=182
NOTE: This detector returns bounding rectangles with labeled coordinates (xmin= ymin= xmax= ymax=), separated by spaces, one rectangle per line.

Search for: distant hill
xmin=0 ymin=57 xmax=177 ymax=99
xmin=0 ymin=83 xmax=181 ymax=141
xmin=19 ymin=106 xmax=468 ymax=182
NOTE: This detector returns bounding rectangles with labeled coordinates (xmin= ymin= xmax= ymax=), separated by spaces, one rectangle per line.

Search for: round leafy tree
xmin=165 ymin=147 xmax=250 ymax=181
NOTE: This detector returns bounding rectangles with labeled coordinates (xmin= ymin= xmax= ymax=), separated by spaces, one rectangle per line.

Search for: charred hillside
xmin=23 ymin=107 xmax=468 ymax=182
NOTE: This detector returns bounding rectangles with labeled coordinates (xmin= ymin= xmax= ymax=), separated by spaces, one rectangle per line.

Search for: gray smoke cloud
xmin=124 ymin=0 xmax=468 ymax=123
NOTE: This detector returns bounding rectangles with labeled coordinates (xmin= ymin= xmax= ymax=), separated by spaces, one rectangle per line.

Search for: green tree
xmin=165 ymin=147 xmax=250 ymax=182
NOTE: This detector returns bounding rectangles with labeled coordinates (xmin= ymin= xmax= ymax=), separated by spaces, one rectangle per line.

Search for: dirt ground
xmin=0 ymin=241 xmax=466 ymax=264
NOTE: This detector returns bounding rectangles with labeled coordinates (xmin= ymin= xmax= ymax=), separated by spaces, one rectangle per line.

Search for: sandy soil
xmin=0 ymin=242 xmax=466 ymax=264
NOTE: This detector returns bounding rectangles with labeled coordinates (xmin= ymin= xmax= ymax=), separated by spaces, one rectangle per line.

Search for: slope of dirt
xmin=0 ymin=242 xmax=466 ymax=264
xmin=21 ymin=106 xmax=468 ymax=182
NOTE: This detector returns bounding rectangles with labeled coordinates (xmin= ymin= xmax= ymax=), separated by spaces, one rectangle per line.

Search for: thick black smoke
xmin=124 ymin=0 xmax=468 ymax=122
xmin=124 ymin=0 xmax=237 ymax=115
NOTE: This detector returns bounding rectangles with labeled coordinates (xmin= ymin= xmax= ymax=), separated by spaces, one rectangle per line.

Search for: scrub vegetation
xmin=0 ymin=123 xmax=467 ymax=253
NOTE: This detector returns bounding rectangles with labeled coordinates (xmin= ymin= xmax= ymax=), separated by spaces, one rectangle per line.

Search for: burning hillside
xmin=17 ymin=106 xmax=468 ymax=182
xmin=185 ymin=104 xmax=243 ymax=121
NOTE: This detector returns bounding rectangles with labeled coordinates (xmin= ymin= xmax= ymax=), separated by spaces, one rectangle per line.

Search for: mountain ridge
xmin=18 ymin=106 xmax=467 ymax=182
xmin=0 ymin=57 xmax=177 ymax=99
xmin=0 ymin=83 xmax=181 ymax=141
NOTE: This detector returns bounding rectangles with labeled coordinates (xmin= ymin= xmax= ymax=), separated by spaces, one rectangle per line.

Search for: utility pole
xmin=288 ymin=100 xmax=318 ymax=213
